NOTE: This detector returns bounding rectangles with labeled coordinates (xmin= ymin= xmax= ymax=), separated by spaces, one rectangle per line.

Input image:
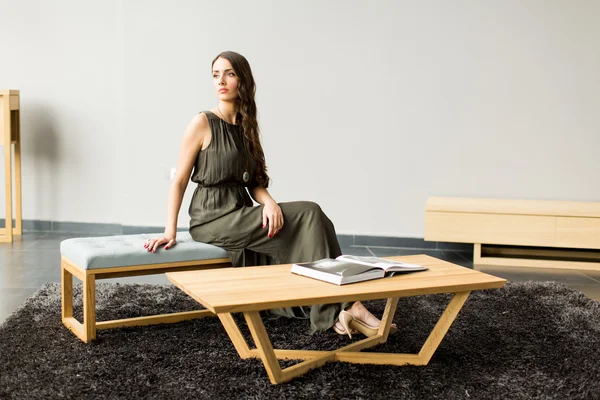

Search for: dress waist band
xmin=196 ymin=181 xmax=241 ymax=188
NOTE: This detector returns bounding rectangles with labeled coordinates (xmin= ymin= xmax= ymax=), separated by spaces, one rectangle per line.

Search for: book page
xmin=336 ymin=255 xmax=425 ymax=271
xmin=295 ymin=258 xmax=376 ymax=276
xmin=336 ymin=255 xmax=381 ymax=267
xmin=337 ymin=255 xmax=401 ymax=268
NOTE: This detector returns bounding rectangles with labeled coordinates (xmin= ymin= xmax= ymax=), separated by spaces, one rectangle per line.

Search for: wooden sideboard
xmin=425 ymin=197 xmax=600 ymax=270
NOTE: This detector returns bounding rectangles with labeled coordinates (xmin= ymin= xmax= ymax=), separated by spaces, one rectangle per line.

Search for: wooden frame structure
xmin=0 ymin=89 xmax=23 ymax=243
xmin=61 ymin=255 xmax=231 ymax=343
xmin=166 ymin=257 xmax=506 ymax=384
xmin=215 ymin=292 xmax=470 ymax=384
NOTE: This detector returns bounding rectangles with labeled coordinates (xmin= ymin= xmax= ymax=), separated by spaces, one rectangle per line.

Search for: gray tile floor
xmin=1 ymin=231 xmax=599 ymax=324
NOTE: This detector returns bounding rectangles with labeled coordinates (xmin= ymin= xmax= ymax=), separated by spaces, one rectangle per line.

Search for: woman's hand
xmin=262 ymin=199 xmax=284 ymax=238
xmin=144 ymin=235 xmax=176 ymax=252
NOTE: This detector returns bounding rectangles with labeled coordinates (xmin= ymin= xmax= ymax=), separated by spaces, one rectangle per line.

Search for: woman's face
xmin=212 ymin=57 xmax=239 ymax=101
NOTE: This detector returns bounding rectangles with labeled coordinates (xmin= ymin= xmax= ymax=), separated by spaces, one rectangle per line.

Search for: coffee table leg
xmin=336 ymin=291 xmax=471 ymax=365
xmin=217 ymin=313 xmax=252 ymax=359
xmin=377 ymin=297 xmax=400 ymax=340
xmin=418 ymin=290 xmax=470 ymax=364
xmin=224 ymin=292 xmax=470 ymax=383
xmin=243 ymin=311 xmax=284 ymax=383
xmin=244 ymin=311 xmax=337 ymax=384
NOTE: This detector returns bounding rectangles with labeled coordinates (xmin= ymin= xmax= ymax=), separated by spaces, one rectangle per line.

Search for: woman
xmin=144 ymin=51 xmax=392 ymax=337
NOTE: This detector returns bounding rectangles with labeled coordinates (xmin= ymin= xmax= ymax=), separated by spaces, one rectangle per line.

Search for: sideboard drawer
xmin=425 ymin=212 xmax=556 ymax=246
xmin=556 ymin=217 xmax=600 ymax=249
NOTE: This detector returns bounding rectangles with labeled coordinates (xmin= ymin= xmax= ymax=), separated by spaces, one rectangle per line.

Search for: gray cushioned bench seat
xmin=60 ymin=232 xmax=229 ymax=270
xmin=60 ymin=232 xmax=231 ymax=343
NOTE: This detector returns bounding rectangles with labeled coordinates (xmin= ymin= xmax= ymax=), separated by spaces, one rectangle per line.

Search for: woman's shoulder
xmin=198 ymin=110 xmax=220 ymax=119
xmin=189 ymin=111 xmax=211 ymax=128
xmin=182 ymin=112 xmax=211 ymax=139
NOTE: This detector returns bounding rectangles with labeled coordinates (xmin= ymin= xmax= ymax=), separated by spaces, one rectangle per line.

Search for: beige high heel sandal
xmin=332 ymin=319 xmax=358 ymax=338
xmin=337 ymin=310 xmax=357 ymax=339
xmin=338 ymin=310 xmax=398 ymax=338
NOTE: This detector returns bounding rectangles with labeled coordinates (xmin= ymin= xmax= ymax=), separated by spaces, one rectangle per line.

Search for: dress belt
xmin=196 ymin=181 xmax=242 ymax=188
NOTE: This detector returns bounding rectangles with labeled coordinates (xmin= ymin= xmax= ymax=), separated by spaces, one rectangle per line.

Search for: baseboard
xmin=0 ymin=218 xmax=472 ymax=252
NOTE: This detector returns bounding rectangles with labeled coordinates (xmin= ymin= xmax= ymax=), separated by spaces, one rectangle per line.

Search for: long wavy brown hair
xmin=212 ymin=51 xmax=270 ymax=188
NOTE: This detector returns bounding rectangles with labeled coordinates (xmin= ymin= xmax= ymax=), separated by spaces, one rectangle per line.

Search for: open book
xmin=290 ymin=255 xmax=427 ymax=285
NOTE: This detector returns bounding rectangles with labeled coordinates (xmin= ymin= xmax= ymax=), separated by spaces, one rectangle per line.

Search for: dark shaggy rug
xmin=0 ymin=282 xmax=598 ymax=400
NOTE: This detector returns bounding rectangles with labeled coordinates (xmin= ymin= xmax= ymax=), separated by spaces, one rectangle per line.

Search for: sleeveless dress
xmin=188 ymin=111 xmax=349 ymax=332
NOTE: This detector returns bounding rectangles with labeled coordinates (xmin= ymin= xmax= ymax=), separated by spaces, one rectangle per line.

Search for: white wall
xmin=1 ymin=0 xmax=599 ymax=237
xmin=0 ymin=0 xmax=124 ymax=223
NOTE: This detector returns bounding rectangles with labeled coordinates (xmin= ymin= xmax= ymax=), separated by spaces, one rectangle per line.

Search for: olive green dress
xmin=188 ymin=111 xmax=347 ymax=333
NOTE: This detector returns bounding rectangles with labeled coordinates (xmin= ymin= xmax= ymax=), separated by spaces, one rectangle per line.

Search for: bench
xmin=424 ymin=197 xmax=600 ymax=270
xmin=60 ymin=232 xmax=231 ymax=343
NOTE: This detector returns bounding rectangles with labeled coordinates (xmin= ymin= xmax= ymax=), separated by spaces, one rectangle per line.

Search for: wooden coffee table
xmin=166 ymin=255 xmax=506 ymax=384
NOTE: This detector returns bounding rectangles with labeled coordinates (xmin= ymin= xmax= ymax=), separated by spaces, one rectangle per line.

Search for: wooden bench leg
xmin=83 ymin=272 xmax=96 ymax=343
xmin=60 ymin=255 xmax=230 ymax=343
xmin=61 ymin=263 xmax=73 ymax=320
xmin=62 ymin=260 xmax=86 ymax=342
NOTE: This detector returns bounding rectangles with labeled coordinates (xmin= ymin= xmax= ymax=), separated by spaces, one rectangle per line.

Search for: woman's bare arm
xmin=250 ymin=186 xmax=284 ymax=238
xmin=146 ymin=113 xmax=210 ymax=252
xmin=250 ymin=186 xmax=275 ymax=205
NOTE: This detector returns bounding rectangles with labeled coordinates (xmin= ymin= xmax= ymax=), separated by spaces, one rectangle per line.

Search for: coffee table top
xmin=166 ymin=255 xmax=506 ymax=313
